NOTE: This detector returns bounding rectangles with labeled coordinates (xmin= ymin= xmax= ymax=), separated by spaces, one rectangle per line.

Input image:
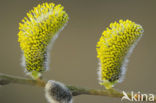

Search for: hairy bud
xmin=45 ymin=80 xmax=72 ymax=103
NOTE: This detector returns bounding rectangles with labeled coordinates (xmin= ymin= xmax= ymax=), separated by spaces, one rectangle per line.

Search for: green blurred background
xmin=0 ymin=0 xmax=156 ymax=103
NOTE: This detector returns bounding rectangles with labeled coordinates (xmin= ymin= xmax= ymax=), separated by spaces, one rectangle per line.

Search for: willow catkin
xmin=96 ymin=19 xmax=144 ymax=89
xmin=45 ymin=80 xmax=72 ymax=103
xmin=18 ymin=2 xmax=69 ymax=79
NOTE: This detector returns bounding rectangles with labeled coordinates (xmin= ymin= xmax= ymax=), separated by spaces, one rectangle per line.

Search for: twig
xmin=0 ymin=73 xmax=155 ymax=102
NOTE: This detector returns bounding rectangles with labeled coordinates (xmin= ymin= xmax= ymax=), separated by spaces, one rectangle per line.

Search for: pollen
xmin=96 ymin=19 xmax=143 ymax=89
xmin=18 ymin=2 xmax=69 ymax=79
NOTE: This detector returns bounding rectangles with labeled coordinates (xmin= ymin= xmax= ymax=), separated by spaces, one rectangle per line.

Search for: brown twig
xmin=0 ymin=73 xmax=155 ymax=102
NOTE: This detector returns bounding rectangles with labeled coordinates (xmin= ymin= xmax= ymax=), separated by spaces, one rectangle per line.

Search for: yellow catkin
xmin=96 ymin=19 xmax=143 ymax=89
xmin=18 ymin=2 xmax=69 ymax=79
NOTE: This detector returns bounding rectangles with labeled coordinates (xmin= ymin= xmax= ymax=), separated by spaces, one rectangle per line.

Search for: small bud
xmin=96 ymin=19 xmax=144 ymax=89
xmin=45 ymin=80 xmax=72 ymax=103
xmin=18 ymin=2 xmax=69 ymax=79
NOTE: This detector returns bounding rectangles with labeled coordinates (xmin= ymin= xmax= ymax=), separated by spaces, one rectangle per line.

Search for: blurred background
xmin=0 ymin=0 xmax=156 ymax=103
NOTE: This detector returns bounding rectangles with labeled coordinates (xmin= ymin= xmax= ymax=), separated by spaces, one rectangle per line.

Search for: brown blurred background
xmin=0 ymin=0 xmax=156 ymax=103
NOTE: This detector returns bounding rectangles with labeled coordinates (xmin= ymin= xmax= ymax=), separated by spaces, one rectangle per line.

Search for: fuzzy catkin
xmin=18 ymin=2 xmax=69 ymax=79
xmin=96 ymin=19 xmax=143 ymax=89
xmin=45 ymin=80 xmax=72 ymax=103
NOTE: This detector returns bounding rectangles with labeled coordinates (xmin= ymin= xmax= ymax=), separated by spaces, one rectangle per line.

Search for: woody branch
xmin=0 ymin=73 xmax=155 ymax=102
